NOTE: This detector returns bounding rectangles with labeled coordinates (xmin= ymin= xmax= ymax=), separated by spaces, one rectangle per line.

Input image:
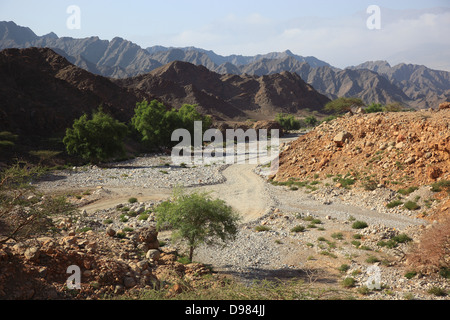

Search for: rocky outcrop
xmin=0 ymin=224 xmax=210 ymax=299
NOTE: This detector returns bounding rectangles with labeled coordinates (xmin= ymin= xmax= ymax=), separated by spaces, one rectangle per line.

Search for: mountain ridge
xmin=0 ymin=21 xmax=449 ymax=110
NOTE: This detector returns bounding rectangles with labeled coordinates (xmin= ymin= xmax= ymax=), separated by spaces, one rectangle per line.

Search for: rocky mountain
xmin=115 ymin=60 xmax=330 ymax=121
xmin=348 ymin=61 xmax=450 ymax=109
xmin=0 ymin=47 xmax=152 ymax=138
xmin=1 ymin=21 xmax=448 ymax=111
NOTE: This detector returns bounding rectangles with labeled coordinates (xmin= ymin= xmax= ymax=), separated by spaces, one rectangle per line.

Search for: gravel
xmin=37 ymin=155 xmax=228 ymax=190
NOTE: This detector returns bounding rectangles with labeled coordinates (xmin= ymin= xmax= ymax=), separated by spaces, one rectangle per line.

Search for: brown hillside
xmin=274 ymin=109 xmax=450 ymax=191
xmin=0 ymin=47 xmax=151 ymax=137
xmin=117 ymin=61 xmax=330 ymax=121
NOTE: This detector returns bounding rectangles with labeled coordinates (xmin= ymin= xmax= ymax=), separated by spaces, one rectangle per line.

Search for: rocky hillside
xmin=0 ymin=47 xmax=152 ymax=138
xmin=115 ymin=61 xmax=331 ymax=121
xmin=273 ymin=107 xmax=450 ymax=197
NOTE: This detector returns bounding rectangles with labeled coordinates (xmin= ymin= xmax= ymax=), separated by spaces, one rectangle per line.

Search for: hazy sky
xmin=1 ymin=0 xmax=449 ymax=70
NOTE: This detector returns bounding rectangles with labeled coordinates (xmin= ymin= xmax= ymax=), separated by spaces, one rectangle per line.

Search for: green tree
xmin=365 ymin=103 xmax=384 ymax=113
xmin=275 ymin=113 xmax=301 ymax=131
xmin=131 ymin=99 xmax=172 ymax=147
xmin=131 ymin=100 xmax=212 ymax=148
xmin=304 ymin=116 xmax=318 ymax=127
xmin=178 ymin=104 xmax=212 ymax=138
xmin=63 ymin=108 xmax=128 ymax=164
xmin=156 ymin=188 xmax=241 ymax=261
xmin=324 ymin=97 xmax=365 ymax=115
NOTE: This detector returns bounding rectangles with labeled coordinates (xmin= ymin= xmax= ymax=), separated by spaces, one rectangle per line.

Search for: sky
xmin=1 ymin=0 xmax=450 ymax=70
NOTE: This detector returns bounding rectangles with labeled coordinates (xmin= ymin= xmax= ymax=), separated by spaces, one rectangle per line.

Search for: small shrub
xmin=392 ymin=233 xmax=412 ymax=244
xmin=357 ymin=286 xmax=371 ymax=295
xmin=331 ymin=232 xmax=344 ymax=240
xmin=404 ymin=271 xmax=417 ymax=279
xmin=366 ymin=255 xmax=380 ymax=264
xmin=338 ymin=264 xmax=350 ymax=273
xmin=103 ymin=219 xmax=113 ymax=225
xmin=404 ymin=201 xmax=420 ymax=211
xmin=351 ymin=240 xmax=361 ymax=248
xmin=431 ymin=180 xmax=450 ymax=194
xmin=291 ymin=225 xmax=305 ymax=233
xmin=377 ymin=239 xmax=398 ymax=249
xmin=387 ymin=200 xmax=403 ymax=208
xmin=427 ymin=287 xmax=447 ymax=297
xmin=255 ymin=225 xmax=270 ymax=232
xmin=138 ymin=213 xmax=150 ymax=221
xmin=352 ymin=221 xmax=368 ymax=229
xmin=128 ymin=197 xmax=138 ymax=204
xmin=439 ymin=267 xmax=450 ymax=279
xmin=341 ymin=277 xmax=356 ymax=288
xmin=398 ymin=187 xmax=418 ymax=195
xmin=177 ymin=256 xmax=192 ymax=265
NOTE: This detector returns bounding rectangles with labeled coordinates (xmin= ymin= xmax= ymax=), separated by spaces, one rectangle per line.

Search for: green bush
xmin=431 ymin=180 xmax=450 ymax=194
xmin=427 ymin=287 xmax=447 ymax=297
xmin=304 ymin=116 xmax=318 ymax=127
xmin=386 ymin=200 xmax=403 ymax=208
xmin=365 ymin=103 xmax=384 ymax=113
xmin=404 ymin=271 xmax=417 ymax=279
xmin=398 ymin=187 xmax=418 ymax=195
xmin=352 ymin=221 xmax=368 ymax=229
xmin=404 ymin=201 xmax=420 ymax=211
xmin=63 ymin=108 xmax=128 ymax=164
xmin=341 ymin=277 xmax=356 ymax=288
xmin=291 ymin=225 xmax=306 ymax=233
xmin=275 ymin=113 xmax=301 ymax=131
xmin=128 ymin=197 xmax=138 ymax=204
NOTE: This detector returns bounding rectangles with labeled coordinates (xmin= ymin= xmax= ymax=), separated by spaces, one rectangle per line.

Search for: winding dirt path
xmin=80 ymin=163 xmax=272 ymax=223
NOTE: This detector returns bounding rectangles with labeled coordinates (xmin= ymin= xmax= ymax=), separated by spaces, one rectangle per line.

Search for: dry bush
xmin=407 ymin=216 xmax=450 ymax=274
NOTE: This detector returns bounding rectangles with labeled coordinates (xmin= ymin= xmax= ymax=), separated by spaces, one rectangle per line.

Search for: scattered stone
xmin=146 ymin=249 xmax=161 ymax=261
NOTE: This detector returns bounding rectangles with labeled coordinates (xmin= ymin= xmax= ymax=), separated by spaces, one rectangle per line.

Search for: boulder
xmin=438 ymin=102 xmax=450 ymax=110
xmin=146 ymin=249 xmax=161 ymax=261
xmin=333 ymin=131 xmax=353 ymax=147
xmin=24 ymin=247 xmax=40 ymax=261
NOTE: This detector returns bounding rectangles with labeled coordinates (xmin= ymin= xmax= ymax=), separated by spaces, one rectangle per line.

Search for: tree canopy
xmin=63 ymin=107 xmax=128 ymax=164
xmin=156 ymin=187 xmax=240 ymax=261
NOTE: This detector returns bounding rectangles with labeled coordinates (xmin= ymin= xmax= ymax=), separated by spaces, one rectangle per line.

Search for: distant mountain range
xmin=1 ymin=21 xmax=449 ymax=110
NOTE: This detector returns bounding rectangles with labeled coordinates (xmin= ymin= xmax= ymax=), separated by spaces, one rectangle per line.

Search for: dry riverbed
xmin=33 ymin=141 xmax=449 ymax=300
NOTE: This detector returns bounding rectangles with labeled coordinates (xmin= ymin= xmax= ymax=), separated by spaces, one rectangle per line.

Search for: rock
xmin=106 ymin=228 xmax=116 ymax=237
xmin=395 ymin=142 xmax=404 ymax=149
xmin=438 ymin=102 xmax=450 ymax=110
xmin=333 ymin=131 xmax=353 ymax=147
xmin=405 ymin=157 xmax=416 ymax=165
xmin=427 ymin=166 xmax=442 ymax=180
xmin=123 ymin=277 xmax=136 ymax=289
xmin=137 ymin=227 xmax=158 ymax=244
xmin=114 ymin=285 xmax=125 ymax=294
xmin=24 ymin=247 xmax=40 ymax=261
xmin=146 ymin=249 xmax=161 ymax=261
